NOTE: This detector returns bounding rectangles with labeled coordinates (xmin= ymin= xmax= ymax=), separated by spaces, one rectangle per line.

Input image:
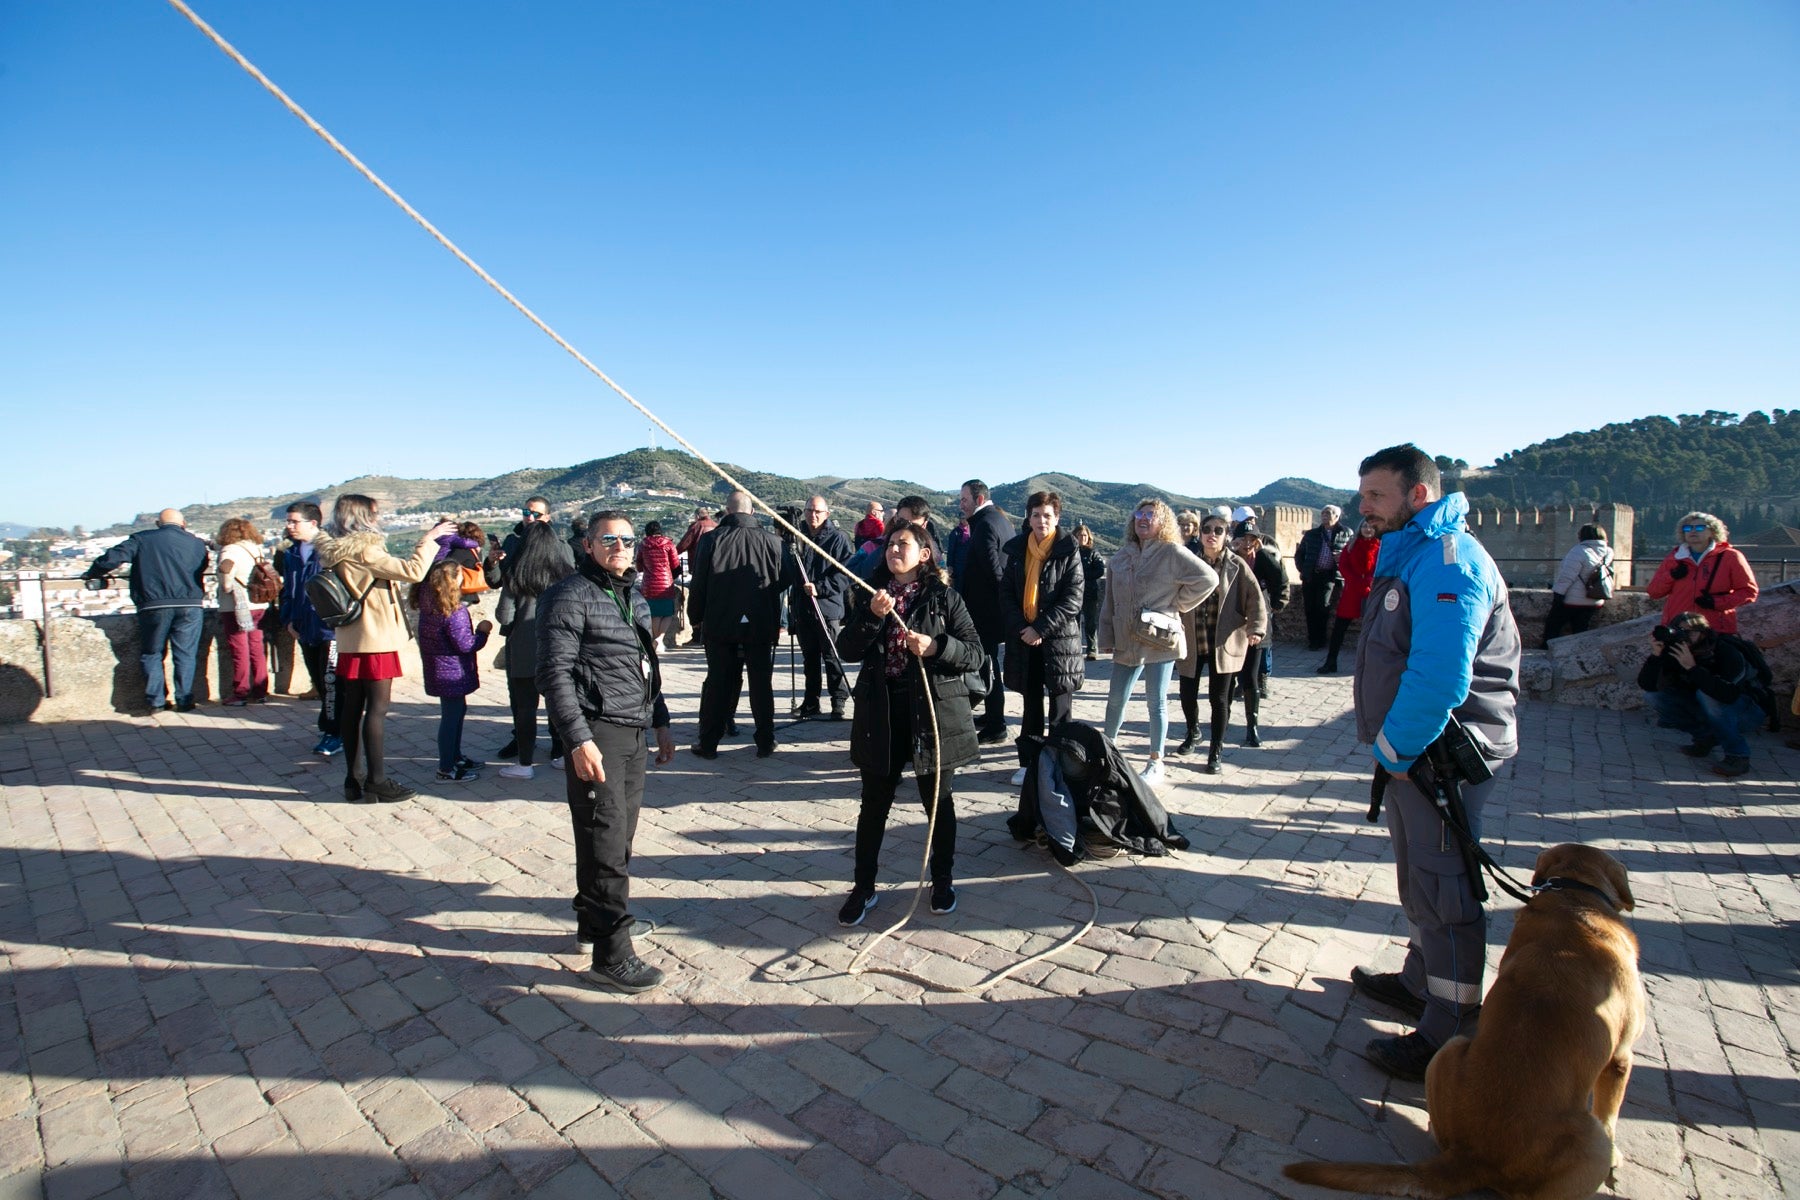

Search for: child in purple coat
xmin=412 ymin=561 xmax=492 ymax=783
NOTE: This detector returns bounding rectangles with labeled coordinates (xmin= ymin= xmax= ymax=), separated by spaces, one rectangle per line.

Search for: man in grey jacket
xmin=1350 ymin=444 xmax=1520 ymax=1081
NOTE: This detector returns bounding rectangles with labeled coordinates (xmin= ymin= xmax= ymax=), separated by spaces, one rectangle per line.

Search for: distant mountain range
xmin=67 ymin=450 xmax=1353 ymax=549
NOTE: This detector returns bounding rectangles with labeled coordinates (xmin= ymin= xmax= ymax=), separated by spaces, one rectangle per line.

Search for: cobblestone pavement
xmin=1 ymin=646 xmax=1794 ymax=1199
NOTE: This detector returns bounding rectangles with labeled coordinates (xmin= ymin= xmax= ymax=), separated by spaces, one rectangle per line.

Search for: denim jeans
xmin=1103 ymin=658 xmax=1176 ymax=757
xmin=137 ymin=606 xmax=203 ymax=707
xmin=437 ymin=695 xmax=468 ymax=771
xmin=1650 ymin=688 xmax=1762 ymax=758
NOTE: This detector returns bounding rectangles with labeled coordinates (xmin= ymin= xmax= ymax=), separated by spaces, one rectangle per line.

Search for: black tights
xmin=1179 ymin=664 xmax=1254 ymax=745
xmin=339 ymin=677 xmax=393 ymax=784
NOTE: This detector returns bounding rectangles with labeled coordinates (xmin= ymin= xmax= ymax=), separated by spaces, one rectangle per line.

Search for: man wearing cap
xmin=1297 ymin=505 xmax=1354 ymax=651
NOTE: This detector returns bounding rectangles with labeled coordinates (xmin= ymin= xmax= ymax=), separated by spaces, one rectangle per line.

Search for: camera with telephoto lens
xmin=775 ymin=504 xmax=804 ymax=543
xmin=1652 ymin=624 xmax=1686 ymax=648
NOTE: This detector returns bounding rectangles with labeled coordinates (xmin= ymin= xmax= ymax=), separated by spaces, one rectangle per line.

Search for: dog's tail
xmin=1282 ymin=1151 xmax=1482 ymax=1198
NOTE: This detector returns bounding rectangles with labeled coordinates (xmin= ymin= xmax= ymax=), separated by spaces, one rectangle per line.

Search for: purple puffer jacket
xmin=418 ymin=602 xmax=489 ymax=698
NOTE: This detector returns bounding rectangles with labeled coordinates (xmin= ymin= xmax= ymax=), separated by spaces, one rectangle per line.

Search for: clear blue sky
xmin=3 ymin=1 xmax=1796 ymax=528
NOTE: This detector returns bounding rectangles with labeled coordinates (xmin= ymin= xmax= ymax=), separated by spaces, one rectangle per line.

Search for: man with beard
xmin=1349 ymin=444 xmax=1520 ymax=1081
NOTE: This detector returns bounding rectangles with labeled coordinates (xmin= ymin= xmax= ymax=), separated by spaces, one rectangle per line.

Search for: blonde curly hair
xmin=1127 ymin=498 xmax=1178 ymax=547
xmin=1676 ymin=511 xmax=1728 ymax=544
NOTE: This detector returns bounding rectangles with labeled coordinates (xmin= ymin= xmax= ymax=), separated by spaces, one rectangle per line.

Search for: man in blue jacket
xmin=1350 ymin=445 xmax=1520 ymax=1081
xmin=84 ymin=508 xmax=210 ymax=712
xmin=279 ymin=502 xmax=341 ymax=757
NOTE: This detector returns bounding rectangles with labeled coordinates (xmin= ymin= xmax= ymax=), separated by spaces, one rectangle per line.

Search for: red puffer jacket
xmin=1648 ymin=542 xmax=1758 ymax=633
xmin=635 ymin=534 xmax=681 ymax=600
xmin=1335 ymin=534 xmax=1381 ymax=620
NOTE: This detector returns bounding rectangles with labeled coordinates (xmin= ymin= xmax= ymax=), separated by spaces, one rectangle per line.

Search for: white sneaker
xmin=1009 ymin=767 xmax=1028 ymax=786
xmin=549 ymin=757 xmax=565 ymax=771
xmin=498 ymin=764 xmax=534 ymax=780
xmin=1139 ymin=758 xmax=1166 ymax=788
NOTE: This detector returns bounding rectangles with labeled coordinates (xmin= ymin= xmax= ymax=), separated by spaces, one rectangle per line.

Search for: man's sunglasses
xmin=597 ymin=534 xmax=636 ymax=547
xmin=524 ymin=509 xmax=550 ymax=520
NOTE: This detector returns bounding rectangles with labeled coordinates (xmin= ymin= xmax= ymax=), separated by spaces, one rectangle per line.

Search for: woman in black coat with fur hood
xmin=999 ymin=490 xmax=1085 ymax=783
xmin=835 ymin=522 xmax=986 ymax=927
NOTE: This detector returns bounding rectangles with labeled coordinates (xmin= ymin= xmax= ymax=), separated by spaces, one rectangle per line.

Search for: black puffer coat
xmin=999 ymin=531 xmax=1086 ymax=697
xmin=838 ymin=567 xmax=985 ymax=779
xmin=538 ymin=558 xmax=672 ymax=749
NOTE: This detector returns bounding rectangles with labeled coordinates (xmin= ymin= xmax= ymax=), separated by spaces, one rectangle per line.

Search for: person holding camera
xmin=1647 ymin=511 xmax=1758 ymax=634
xmin=1350 ymin=445 xmax=1520 ymax=1081
xmin=1638 ymin=612 xmax=1763 ymax=778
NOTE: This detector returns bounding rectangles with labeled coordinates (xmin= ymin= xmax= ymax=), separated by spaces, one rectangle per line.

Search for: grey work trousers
xmin=1383 ymin=765 xmax=1501 ymax=1047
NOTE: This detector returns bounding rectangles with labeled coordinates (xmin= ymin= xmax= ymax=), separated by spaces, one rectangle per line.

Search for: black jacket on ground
xmin=999 ymin=531 xmax=1086 ymax=697
xmin=838 ymin=568 xmax=985 ymax=779
xmin=960 ymin=503 xmax=1015 ymax=641
xmin=787 ymin=520 xmax=854 ymax=623
xmin=688 ymin=512 xmax=791 ymax=643
xmin=1008 ymin=721 xmax=1190 ymax=858
xmin=85 ymin=524 xmax=210 ymax=610
xmin=1249 ymin=546 xmax=1289 ymax=612
xmin=537 ymin=558 xmax=671 ymax=751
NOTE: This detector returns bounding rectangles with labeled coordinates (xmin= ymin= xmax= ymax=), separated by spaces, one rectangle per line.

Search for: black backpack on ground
xmin=1714 ymin=633 xmax=1780 ymax=731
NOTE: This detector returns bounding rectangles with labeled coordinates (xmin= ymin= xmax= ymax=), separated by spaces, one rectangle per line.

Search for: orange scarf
xmin=1021 ymin=532 xmax=1054 ymax=622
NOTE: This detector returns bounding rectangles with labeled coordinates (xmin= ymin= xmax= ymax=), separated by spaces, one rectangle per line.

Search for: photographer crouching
xmin=1639 ymin=612 xmax=1766 ymax=778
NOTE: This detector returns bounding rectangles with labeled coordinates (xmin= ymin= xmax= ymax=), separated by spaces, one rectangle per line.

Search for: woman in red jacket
xmin=1318 ymin=521 xmax=1379 ymax=674
xmin=1647 ymin=511 xmax=1759 ymax=634
xmin=635 ymin=521 xmax=683 ymax=648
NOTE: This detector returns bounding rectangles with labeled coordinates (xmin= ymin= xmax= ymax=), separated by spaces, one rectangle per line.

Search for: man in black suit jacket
xmin=958 ymin=479 xmax=1015 ymax=743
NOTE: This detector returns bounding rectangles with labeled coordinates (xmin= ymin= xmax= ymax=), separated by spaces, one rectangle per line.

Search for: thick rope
xmin=166 ymin=0 xmax=1097 ymax=994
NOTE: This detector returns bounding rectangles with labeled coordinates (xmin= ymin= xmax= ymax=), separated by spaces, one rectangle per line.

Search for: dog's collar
xmin=1533 ymin=877 xmax=1620 ymax=911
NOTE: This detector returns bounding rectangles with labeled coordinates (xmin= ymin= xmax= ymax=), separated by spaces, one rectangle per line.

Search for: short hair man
xmin=788 ymin=496 xmax=854 ymax=720
xmin=279 ymin=501 xmax=341 ymax=755
xmin=1637 ymin=611 xmax=1765 ymax=777
xmin=1296 ymin=504 xmax=1353 ymax=652
xmin=498 ymin=495 xmax=554 ymax=574
xmin=957 ymin=479 xmax=1015 ymax=744
xmin=84 ymin=508 xmax=210 ymax=713
xmin=688 ymin=491 xmax=794 ymax=757
xmin=537 ymin=510 xmax=677 ymax=992
xmin=1350 ymin=444 xmax=1520 ymax=1080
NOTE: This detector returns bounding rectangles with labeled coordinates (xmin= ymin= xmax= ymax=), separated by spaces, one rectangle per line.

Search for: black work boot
xmin=1172 ymin=726 xmax=1197 ymax=756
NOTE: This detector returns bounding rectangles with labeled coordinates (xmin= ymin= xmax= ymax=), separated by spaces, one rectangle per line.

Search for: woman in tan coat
xmin=216 ymin=517 xmax=271 ymax=706
xmin=1175 ymin=513 xmax=1267 ymax=773
xmin=317 ymin=494 xmax=454 ymax=803
xmin=1096 ymin=498 xmax=1217 ymax=788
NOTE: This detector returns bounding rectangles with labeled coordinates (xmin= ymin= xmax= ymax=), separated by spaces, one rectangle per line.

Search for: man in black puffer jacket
xmin=999 ymin=491 xmax=1086 ymax=780
xmin=688 ymin=491 xmax=796 ymax=757
xmin=538 ymin=510 xmax=676 ymax=994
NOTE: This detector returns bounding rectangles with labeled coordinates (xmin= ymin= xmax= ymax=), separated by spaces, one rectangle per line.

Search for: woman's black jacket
xmin=1077 ymin=544 xmax=1106 ymax=607
xmin=837 ymin=568 xmax=985 ymax=779
xmin=998 ymin=531 xmax=1086 ymax=697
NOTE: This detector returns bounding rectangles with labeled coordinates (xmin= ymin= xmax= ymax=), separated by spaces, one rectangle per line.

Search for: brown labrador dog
xmin=1286 ymin=843 xmax=1646 ymax=1200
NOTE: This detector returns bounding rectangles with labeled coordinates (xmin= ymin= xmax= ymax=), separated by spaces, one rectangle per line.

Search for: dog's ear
xmin=1603 ymin=854 xmax=1635 ymax=912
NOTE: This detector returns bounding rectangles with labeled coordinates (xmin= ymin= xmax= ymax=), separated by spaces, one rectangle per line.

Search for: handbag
xmin=960 ymin=652 xmax=995 ymax=699
xmin=1131 ymin=608 xmax=1182 ymax=653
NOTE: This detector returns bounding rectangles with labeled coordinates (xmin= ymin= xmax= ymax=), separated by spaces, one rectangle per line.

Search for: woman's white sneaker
xmin=498 ymin=764 xmax=534 ymax=780
xmin=1139 ymin=758 xmax=1166 ymax=788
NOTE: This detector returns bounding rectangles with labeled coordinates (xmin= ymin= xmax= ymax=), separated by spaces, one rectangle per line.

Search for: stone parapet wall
xmin=1 ymin=593 xmax=500 ymax=724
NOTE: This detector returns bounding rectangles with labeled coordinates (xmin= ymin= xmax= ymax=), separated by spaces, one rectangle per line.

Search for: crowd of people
xmin=83 ymin=462 xmax=1779 ymax=1038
